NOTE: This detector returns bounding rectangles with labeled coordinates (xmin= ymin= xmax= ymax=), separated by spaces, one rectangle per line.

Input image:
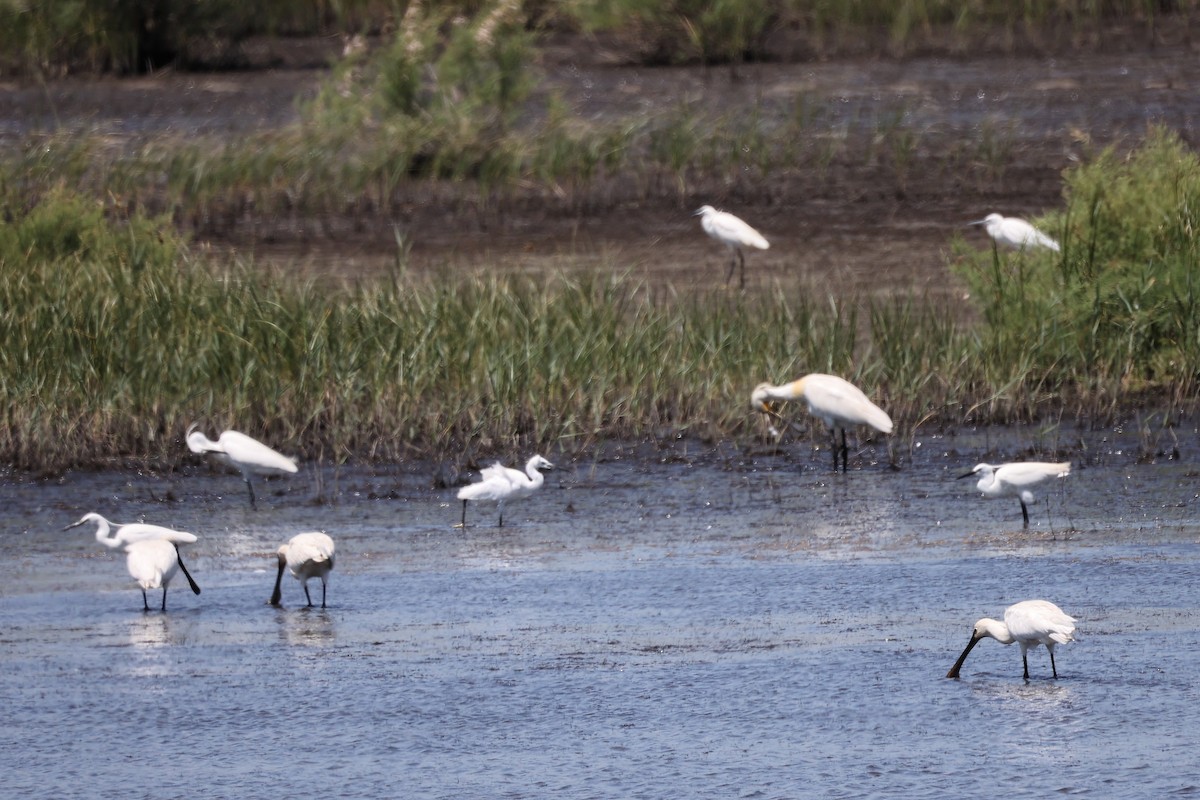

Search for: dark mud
xmin=5 ymin=36 xmax=1199 ymax=301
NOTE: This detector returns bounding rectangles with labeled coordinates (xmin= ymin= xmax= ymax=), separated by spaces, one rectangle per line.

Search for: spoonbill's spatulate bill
xmin=947 ymin=599 xmax=1076 ymax=680
xmin=694 ymin=204 xmax=769 ymax=289
xmin=270 ymin=531 xmax=335 ymax=608
xmin=751 ymin=374 xmax=893 ymax=472
xmin=958 ymin=461 xmax=1071 ymax=528
xmin=187 ymin=425 xmax=298 ymax=508
xmin=971 ymin=213 xmax=1060 ymax=252
xmin=457 ymin=454 xmax=554 ymax=528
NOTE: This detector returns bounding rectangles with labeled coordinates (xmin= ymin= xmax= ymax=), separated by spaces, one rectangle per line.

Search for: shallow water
xmin=3 ymin=427 xmax=1200 ymax=799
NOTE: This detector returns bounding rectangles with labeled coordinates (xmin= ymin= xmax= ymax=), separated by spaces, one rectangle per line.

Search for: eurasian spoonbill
xmin=187 ymin=425 xmax=298 ymax=508
xmin=124 ymin=539 xmax=202 ymax=612
xmin=946 ymin=599 xmax=1076 ymax=680
xmin=694 ymin=205 xmax=769 ymax=288
xmin=751 ymin=375 xmax=893 ymax=472
xmin=958 ymin=461 xmax=1071 ymax=528
xmin=270 ymin=531 xmax=335 ymax=608
xmin=457 ymin=454 xmax=554 ymax=528
xmin=971 ymin=213 xmax=1060 ymax=252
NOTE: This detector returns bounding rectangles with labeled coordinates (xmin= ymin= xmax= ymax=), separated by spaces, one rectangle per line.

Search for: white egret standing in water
xmin=125 ymin=539 xmax=202 ymax=612
xmin=65 ymin=512 xmax=198 ymax=549
xmin=457 ymin=454 xmax=554 ymax=528
xmin=187 ymin=425 xmax=298 ymax=508
xmin=694 ymin=205 xmax=770 ymax=288
xmin=269 ymin=531 xmax=335 ymax=608
xmin=751 ymin=375 xmax=893 ymax=472
xmin=947 ymin=599 xmax=1076 ymax=680
xmin=958 ymin=461 xmax=1071 ymax=528
xmin=970 ymin=213 xmax=1060 ymax=252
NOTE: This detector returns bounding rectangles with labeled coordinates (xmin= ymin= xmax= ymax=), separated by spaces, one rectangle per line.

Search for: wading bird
xmin=457 ymin=454 xmax=554 ymax=528
xmin=269 ymin=531 xmax=335 ymax=609
xmin=694 ymin=204 xmax=769 ymax=288
xmin=64 ymin=512 xmax=199 ymax=550
xmin=187 ymin=425 xmax=298 ymax=508
xmin=751 ymin=375 xmax=893 ymax=472
xmin=65 ymin=513 xmax=201 ymax=611
xmin=971 ymin=213 xmax=1060 ymax=252
xmin=946 ymin=599 xmax=1076 ymax=680
xmin=125 ymin=539 xmax=201 ymax=612
xmin=958 ymin=461 xmax=1071 ymax=528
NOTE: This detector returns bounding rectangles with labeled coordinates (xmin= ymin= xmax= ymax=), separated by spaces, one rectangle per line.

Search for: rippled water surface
xmin=3 ymin=429 xmax=1200 ymax=799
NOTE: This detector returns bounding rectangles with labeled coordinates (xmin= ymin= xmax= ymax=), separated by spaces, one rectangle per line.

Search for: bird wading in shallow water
xmin=694 ymin=205 xmax=769 ymax=289
xmin=946 ymin=599 xmax=1076 ymax=680
xmin=270 ymin=531 xmax=335 ymax=609
xmin=457 ymin=454 xmax=554 ymax=528
xmin=958 ymin=461 xmax=1071 ymax=529
xmin=187 ymin=425 xmax=298 ymax=508
xmin=970 ymin=213 xmax=1060 ymax=253
xmin=65 ymin=513 xmax=201 ymax=611
xmin=751 ymin=375 xmax=893 ymax=472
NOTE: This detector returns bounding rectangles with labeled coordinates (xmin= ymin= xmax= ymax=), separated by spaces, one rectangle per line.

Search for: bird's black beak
xmin=956 ymin=470 xmax=977 ymax=480
xmin=946 ymin=633 xmax=982 ymax=679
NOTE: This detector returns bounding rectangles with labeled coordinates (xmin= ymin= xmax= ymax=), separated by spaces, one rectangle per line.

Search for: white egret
xmin=751 ymin=375 xmax=893 ymax=472
xmin=187 ymin=424 xmax=298 ymax=508
xmin=64 ymin=512 xmax=198 ymax=550
xmin=457 ymin=454 xmax=554 ymax=528
xmin=694 ymin=204 xmax=769 ymax=288
xmin=270 ymin=531 xmax=335 ymax=608
xmin=947 ymin=599 xmax=1076 ymax=680
xmin=958 ymin=461 xmax=1071 ymax=528
xmin=970 ymin=213 xmax=1060 ymax=252
xmin=125 ymin=539 xmax=202 ymax=612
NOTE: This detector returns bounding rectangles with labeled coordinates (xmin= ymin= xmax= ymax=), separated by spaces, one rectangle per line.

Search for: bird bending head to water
xmin=751 ymin=374 xmax=892 ymax=472
xmin=947 ymin=599 xmax=1076 ymax=680
xmin=187 ymin=424 xmax=298 ymax=508
xmin=270 ymin=531 xmax=335 ymax=608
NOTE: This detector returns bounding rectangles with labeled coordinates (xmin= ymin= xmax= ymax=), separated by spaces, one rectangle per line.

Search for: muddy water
xmin=3 ymin=426 xmax=1200 ymax=798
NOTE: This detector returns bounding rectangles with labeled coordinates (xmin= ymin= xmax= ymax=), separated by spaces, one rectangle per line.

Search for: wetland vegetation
xmin=0 ymin=2 xmax=1197 ymax=470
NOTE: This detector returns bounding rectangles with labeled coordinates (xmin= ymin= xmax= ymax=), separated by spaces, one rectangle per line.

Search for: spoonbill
xmin=187 ymin=424 xmax=298 ymax=508
xmin=751 ymin=375 xmax=893 ymax=472
xmin=971 ymin=213 xmax=1060 ymax=252
xmin=269 ymin=531 xmax=335 ymax=608
xmin=958 ymin=461 xmax=1071 ymax=528
xmin=694 ymin=205 xmax=769 ymax=288
xmin=125 ymin=539 xmax=202 ymax=612
xmin=457 ymin=454 xmax=554 ymax=528
xmin=64 ymin=512 xmax=198 ymax=550
xmin=946 ymin=599 xmax=1076 ymax=680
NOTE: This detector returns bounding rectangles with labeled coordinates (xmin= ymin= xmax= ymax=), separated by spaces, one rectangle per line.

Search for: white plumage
xmin=751 ymin=374 xmax=893 ymax=472
xmin=971 ymin=213 xmax=1060 ymax=252
xmin=64 ymin=511 xmax=198 ymax=550
xmin=187 ymin=425 xmax=298 ymax=508
xmin=270 ymin=531 xmax=336 ymax=608
xmin=457 ymin=454 xmax=554 ymax=528
xmin=947 ymin=599 xmax=1077 ymax=680
xmin=694 ymin=205 xmax=769 ymax=288
xmin=959 ymin=461 xmax=1071 ymax=528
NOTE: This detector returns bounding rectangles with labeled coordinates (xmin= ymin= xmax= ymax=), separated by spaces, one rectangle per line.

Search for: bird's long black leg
xmin=725 ymin=253 xmax=737 ymax=286
xmin=737 ymin=249 xmax=746 ymax=289
xmin=498 ymin=502 xmax=505 ymax=528
xmin=304 ymin=584 xmax=313 ymax=607
xmin=161 ymin=587 xmax=168 ymax=612
xmin=1023 ymin=652 xmax=1030 ymax=680
xmin=840 ymin=428 xmax=849 ymax=473
xmin=321 ymin=581 xmax=327 ymax=609
xmin=1020 ymin=499 xmax=1030 ymax=529
xmin=1050 ymin=650 xmax=1059 ymax=678
xmin=245 ymin=478 xmax=257 ymax=510
xmin=142 ymin=589 xmax=150 ymax=612
xmin=461 ymin=499 xmax=468 ymax=528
